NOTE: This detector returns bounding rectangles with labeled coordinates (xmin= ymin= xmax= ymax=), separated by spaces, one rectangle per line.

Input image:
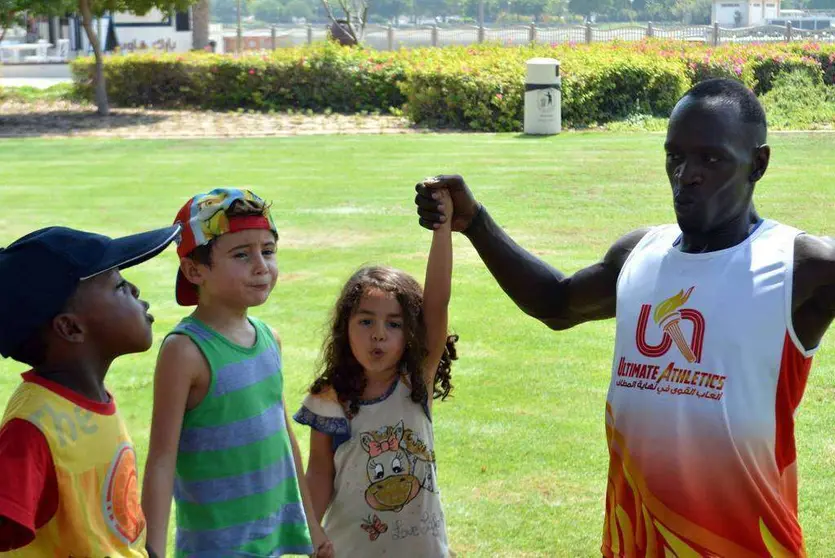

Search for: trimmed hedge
xmin=398 ymin=45 xmax=690 ymax=130
xmin=71 ymin=41 xmax=835 ymax=132
xmin=72 ymin=47 xmax=408 ymax=113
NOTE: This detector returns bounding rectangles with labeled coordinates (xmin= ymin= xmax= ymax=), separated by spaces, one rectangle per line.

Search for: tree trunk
xmin=192 ymin=0 xmax=210 ymax=50
xmin=79 ymin=0 xmax=108 ymax=115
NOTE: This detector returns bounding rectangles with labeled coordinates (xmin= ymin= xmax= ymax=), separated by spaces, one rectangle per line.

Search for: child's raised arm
xmin=141 ymin=336 xmax=202 ymax=557
xmin=422 ymin=186 xmax=453 ymax=401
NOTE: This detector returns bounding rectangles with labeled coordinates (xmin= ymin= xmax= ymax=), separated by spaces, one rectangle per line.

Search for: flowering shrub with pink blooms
xmin=71 ymin=40 xmax=835 ymax=132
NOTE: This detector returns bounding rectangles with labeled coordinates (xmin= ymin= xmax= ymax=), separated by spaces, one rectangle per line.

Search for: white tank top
xmin=603 ymin=220 xmax=815 ymax=558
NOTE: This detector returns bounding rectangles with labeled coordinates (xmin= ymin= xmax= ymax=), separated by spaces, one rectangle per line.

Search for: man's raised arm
xmin=415 ymin=174 xmax=649 ymax=330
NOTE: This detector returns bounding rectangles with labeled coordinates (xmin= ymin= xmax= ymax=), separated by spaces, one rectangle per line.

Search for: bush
xmin=760 ymin=69 xmax=835 ymax=129
xmin=70 ymin=40 xmax=835 ymax=132
xmin=679 ymin=42 xmax=834 ymax=94
xmin=72 ymin=44 xmax=408 ymax=113
xmin=399 ymin=44 xmax=689 ymax=131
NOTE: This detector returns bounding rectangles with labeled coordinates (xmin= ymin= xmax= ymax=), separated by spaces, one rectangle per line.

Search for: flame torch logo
xmin=635 ymin=287 xmax=705 ymax=363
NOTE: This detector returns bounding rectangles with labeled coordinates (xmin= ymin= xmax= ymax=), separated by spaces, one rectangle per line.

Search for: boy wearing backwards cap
xmin=0 ymin=224 xmax=180 ymax=556
xmin=142 ymin=189 xmax=332 ymax=558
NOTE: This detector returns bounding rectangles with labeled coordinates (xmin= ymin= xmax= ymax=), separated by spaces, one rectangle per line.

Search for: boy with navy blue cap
xmin=0 ymin=224 xmax=179 ymax=556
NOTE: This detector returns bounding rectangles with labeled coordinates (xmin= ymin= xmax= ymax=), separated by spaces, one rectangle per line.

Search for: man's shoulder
xmin=793 ymin=232 xmax=835 ymax=291
xmin=795 ymin=232 xmax=835 ymax=262
xmin=604 ymin=226 xmax=660 ymax=268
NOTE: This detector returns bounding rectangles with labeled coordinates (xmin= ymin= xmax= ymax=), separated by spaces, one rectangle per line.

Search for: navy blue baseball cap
xmin=0 ymin=225 xmax=181 ymax=359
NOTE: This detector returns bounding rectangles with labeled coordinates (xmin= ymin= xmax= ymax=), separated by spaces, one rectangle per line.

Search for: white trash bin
xmin=524 ymin=58 xmax=561 ymax=135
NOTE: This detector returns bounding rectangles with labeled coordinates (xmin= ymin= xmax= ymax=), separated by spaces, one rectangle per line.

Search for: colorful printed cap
xmin=173 ymin=188 xmax=277 ymax=306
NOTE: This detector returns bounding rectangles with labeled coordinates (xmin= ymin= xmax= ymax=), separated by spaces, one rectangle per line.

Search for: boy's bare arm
xmin=272 ymin=330 xmax=332 ymax=556
xmin=141 ymin=335 xmax=203 ymax=557
xmin=285 ymin=403 xmax=332 ymax=557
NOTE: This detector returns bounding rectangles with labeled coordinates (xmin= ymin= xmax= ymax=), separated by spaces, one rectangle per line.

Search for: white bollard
xmin=524 ymin=58 xmax=561 ymax=135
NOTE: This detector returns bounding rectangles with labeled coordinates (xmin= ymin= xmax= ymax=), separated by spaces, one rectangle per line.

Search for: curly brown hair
xmin=310 ymin=266 xmax=457 ymax=417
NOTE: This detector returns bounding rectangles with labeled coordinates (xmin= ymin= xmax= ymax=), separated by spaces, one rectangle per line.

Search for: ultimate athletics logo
xmin=636 ymin=286 xmax=705 ymax=364
xmin=617 ymin=287 xmax=725 ymax=401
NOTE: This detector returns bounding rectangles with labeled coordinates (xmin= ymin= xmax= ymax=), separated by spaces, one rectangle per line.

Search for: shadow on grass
xmin=0 ymin=109 xmax=171 ymax=138
xmin=0 ymin=83 xmax=169 ymax=138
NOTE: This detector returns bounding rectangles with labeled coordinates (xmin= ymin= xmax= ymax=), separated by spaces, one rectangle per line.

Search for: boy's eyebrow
xmin=227 ymin=240 xmax=277 ymax=253
xmin=227 ymin=244 xmax=253 ymax=253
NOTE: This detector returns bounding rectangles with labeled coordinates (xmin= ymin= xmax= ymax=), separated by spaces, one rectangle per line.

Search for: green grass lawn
xmin=0 ymin=132 xmax=832 ymax=557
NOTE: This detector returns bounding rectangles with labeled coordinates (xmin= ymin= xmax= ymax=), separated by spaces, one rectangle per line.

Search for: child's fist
xmin=314 ymin=540 xmax=334 ymax=558
xmin=433 ymin=187 xmax=454 ymax=225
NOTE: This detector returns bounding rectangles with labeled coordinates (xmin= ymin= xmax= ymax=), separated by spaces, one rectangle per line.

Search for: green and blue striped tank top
xmin=169 ymin=316 xmax=313 ymax=557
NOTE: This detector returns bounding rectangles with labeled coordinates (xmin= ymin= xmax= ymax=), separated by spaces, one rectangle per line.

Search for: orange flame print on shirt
xmin=636 ymin=287 xmax=705 ymax=364
xmin=103 ymin=443 xmax=146 ymax=545
xmin=602 ymin=405 xmax=801 ymax=558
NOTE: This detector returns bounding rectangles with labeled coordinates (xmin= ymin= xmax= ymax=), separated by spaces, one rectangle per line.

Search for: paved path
xmin=1 ymin=63 xmax=72 ymax=88
xmin=0 ymin=77 xmax=72 ymax=89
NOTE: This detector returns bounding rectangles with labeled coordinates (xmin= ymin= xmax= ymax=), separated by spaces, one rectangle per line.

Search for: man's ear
xmin=180 ymin=257 xmax=205 ymax=287
xmin=750 ymin=144 xmax=770 ymax=183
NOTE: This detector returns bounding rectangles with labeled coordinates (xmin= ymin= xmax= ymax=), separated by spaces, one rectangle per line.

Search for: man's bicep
xmin=544 ymin=228 xmax=649 ymax=329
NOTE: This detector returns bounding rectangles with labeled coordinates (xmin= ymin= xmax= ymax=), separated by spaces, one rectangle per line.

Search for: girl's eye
xmin=388 ymin=322 xmax=402 ymax=329
xmin=234 ymin=252 xmax=248 ymax=259
xmin=262 ymin=249 xmax=275 ymax=257
xmin=359 ymin=319 xmax=372 ymax=326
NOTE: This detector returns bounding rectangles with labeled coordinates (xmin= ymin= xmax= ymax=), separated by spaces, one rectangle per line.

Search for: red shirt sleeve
xmin=0 ymin=418 xmax=58 ymax=550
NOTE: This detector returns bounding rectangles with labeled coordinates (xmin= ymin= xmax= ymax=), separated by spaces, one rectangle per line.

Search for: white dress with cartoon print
xmin=294 ymin=377 xmax=448 ymax=557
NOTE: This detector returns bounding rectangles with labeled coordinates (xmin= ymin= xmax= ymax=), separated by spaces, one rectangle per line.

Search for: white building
xmin=711 ymin=0 xmax=779 ymax=27
xmin=109 ymin=8 xmax=194 ymax=52
xmin=30 ymin=8 xmax=197 ymax=55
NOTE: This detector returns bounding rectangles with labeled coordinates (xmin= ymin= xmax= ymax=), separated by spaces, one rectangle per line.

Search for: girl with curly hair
xmin=294 ymin=187 xmax=458 ymax=558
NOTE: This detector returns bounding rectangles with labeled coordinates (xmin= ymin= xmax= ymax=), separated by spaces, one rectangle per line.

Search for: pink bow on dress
xmin=367 ymin=434 xmax=400 ymax=457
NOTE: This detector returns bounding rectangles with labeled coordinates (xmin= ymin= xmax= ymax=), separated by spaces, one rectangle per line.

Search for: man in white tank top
xmin=414 ymin=78 xmax=835 ymax=557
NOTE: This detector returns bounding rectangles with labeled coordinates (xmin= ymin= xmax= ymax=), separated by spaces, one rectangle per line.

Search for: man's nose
xmin=675 ymin=158 xmax=703 ymax=187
